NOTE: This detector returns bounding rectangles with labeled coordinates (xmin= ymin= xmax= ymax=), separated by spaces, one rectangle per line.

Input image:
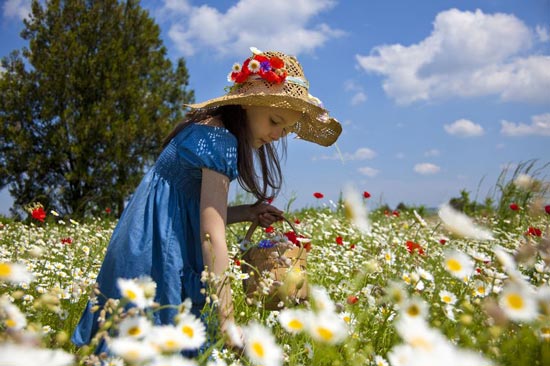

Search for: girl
xmin=71 ymin=48 xmax=341 ymax=353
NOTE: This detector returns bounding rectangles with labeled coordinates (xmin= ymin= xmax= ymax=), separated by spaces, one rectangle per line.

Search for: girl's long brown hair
xmin=162 ymin=105 xmax=285 ymax=203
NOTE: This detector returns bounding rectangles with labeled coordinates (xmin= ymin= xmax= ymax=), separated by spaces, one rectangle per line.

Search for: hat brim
xmin=186 ymin=94 xmax=342 ymax=147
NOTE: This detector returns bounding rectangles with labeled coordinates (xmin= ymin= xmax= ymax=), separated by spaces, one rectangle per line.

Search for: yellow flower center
xmin=343 ymin=316 xmax=351 ymax=324
xmin=385 ymin=253 xmax=392 ymax=261
xmin=182 ymin=325 xmax=194 ymax=338
xmin=252 ymin=341 xmax=265 ymax=358
xmin=477 ymin=286 xmax=485 ymax=294
xmin=125 ymin=350 xmax=140 ymax=361
xmin=442 ymin=295 xmax=452 ymax=303
xmin=164 ymin=340 xmax=177 ymax=349
xmin=506 ymin=293 xmax=524 ymax=310
xmin=317 ymin=326 xmax=334 ymax=341
xmin=125 ymin=289 xmax=137 ymax=300
xmin=447 ymin=259 xmax=462 ymax=272
xmin=5 ymin=319 xmax=16 ymax=328
xmin=127 ymin=326 xmax=141 ymax=336
xmin=0 ymin=263 xmax=12 ymax=277
xmin=410 ymin=336 xmax=432 ymax=351
xmin=407 ymin=304 xmax=420 ymax=317
xmin=288 ymin=319 xmax=303 ymax=330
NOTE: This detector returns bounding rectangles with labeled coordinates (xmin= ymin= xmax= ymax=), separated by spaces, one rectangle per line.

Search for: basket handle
xmin=243 ymin=215 xmax=298 ymax=242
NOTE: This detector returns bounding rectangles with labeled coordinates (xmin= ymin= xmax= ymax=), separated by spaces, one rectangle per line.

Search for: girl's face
xmin=244 ymin=106 xmax=302 ymax=149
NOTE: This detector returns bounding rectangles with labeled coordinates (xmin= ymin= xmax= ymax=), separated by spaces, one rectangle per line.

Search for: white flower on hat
xmin=248 ymin=59 xmax=261 ymax=73
xmin=250 ymin=46 xmax=263 ymax=55
xmin=232 ymin=63 xmax=242 ymax=72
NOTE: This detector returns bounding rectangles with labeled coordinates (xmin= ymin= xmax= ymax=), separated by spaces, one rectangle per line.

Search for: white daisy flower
xmin=382 ymin=250 xmax=395 ymax=265
xmin=438 ymin=203 xmax=494 ymax=240
xmin=472 ymin=280 xmax=491 ymax=297
xmin=443 ymin=250 xmax=474 ymax=280
xmin=109 ymin=337 xmax=157 ymax=364
xmin=385 ymin=281 xmax=407 ymax=305
xmin=278 ymin=309 xmax=309 ymax=334
xmin=243 ymin=322 xmax=283 ymax=366
xmin=232 ymin=63 xmax=242 ymax=72
xmin=247 ymin=59 xmax=261 ymax=73
xmin=395 ymin=317 xmax=447 ymax=352
xmin=514 ymin=174 xmax=536 ymax=190
xmin=388 ymin=344 xmax=414 ymax=366
xmin=118 ymin=315 xmax=151 ymax=339
xmin=417 ymin=267 xmax=434 ymax=282
xmin=307 ymin=312 xmax=348 ymax=345
xmin=103 ymin=357 xmax=125 ymax=366
xmin=374 ymin=354 xmax=389 ymax=366
xmin=401 ymin=296 xmax=428 ymax=320
xmin=0 ymin=262 xmax=33 ymax=284
xmin=439 ymin=290 xmax=457 ymax=305
xmin=136 ymin=276 xmax=157 ymax=301
xmin=537 ymin=286 xmax=550 ymax=315
xmin=499 ymin=283 xmax=538 ymax=322
xmin=147 ymin=325 xmax=188 ymax=353
xmin=343 ymin=184 xmax=371 ymax=234
xmin=413 ymin=210 xmax=427 ymax=227
xmin=443 ymin=304 xmax=457 ymax=322
xmin=0 ymin=296 xmax=27 ymax=330
xmin=117 ymin=278 xmax=147 ymax=308
xmin=0 ymin=343 xmax=74 ymax=366
xmin=175 ymin=313 xmax=207 ymax=350
xmin=310 ymin=285 xmax=336 ymax=314
xmin=224 ymin=320 xmax=244 ymax=349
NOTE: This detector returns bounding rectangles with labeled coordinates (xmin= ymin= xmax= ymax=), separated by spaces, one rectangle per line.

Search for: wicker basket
xmin=240 ymin=218 xmax=308 ymax=310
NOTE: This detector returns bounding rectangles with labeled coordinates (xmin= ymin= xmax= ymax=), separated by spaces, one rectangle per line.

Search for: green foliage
xmin=0 ymin=0 xmax=194 ymax=218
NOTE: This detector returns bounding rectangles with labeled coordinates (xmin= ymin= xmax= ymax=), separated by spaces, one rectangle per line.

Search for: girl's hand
xmin=250 ymin=203 xmax=284 ymax=227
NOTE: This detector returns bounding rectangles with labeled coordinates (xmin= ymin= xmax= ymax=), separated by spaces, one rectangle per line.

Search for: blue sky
xmin=1 ymin=0 xmax=549 ymax=215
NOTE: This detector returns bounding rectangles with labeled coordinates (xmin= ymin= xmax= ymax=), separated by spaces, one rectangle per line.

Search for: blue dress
xmin=71 ymin=123 xmax=239 ymax=349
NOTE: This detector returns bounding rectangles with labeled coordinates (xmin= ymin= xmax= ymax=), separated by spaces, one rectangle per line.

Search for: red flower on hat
xmin=509 ymin=203 xmax=520 ymax=211
xmin=313 ymin=192 xmax=324 ymax=199
xmin=229 ymin=52 xmax=287 ymax=85
xmin=32 ymin=207 xmax=46 ymax=222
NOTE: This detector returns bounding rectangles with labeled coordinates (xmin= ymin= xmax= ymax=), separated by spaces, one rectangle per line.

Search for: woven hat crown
xmin=187 ymin=48 xmax=342 ymax=146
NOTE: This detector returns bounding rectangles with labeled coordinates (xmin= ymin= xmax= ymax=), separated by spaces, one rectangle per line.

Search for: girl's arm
xmin=227 ymin=203 xmax=284 ymax=226
xmin=199 ymin=168 xmax=235 ymax=330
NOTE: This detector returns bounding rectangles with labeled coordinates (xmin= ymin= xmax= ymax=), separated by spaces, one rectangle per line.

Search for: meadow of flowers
xmin=1 ymin=172 xmax=549 ymax=366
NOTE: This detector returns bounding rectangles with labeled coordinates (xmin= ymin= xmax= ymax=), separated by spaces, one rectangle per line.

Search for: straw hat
xmin=186 ymin=48 xmax=342 ymax=147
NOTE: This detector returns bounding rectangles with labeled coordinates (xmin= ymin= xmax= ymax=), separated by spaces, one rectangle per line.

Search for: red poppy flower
xmin=234 ymin=258 xmax=241 ymax=266
xmin=261 ymin=70 xmax=281 ymax=83
xmin=303 ymin=242 xmax=312 ymax=252
xmin=363 ymin=191 xmax=371 ymax=199
xmin=284 ymin=231 xmax=298 ymax=244
xmin=509 ymin=203 xmax=520 ymax=211
xmin=392 ymin=210 xmax=400 ymax=217
xmin=105 ymin=207 xmax=112 ymax=214
xmin=265 ymin=226 xmax=274 ymax=234
xmin=336 ymin=236 xmax=343 ymax=245
xmin=545 ymin=205 xmax=550 ymax=215
xmin=349 ymin=243 xmax=356 ymax=250
xmin=347 ymin=295 xmax=359 ymax=305
xmin=294 ymin=218 xmax=301 ymax=225
xmin=439 ymin=239 xmax=447 ymax=245
xmin=253 ymin=54 xmax=269 ymax=63
xmin=61 ymin=237 xmax=73 ymax=245
xmin=525 ymin=227 xmax=542 ymax=236
xmin=406 ymin=240 xmax=425 ymax=255
xmin=384 ymin=210 xmax=390 ymax=216
xmin=31 ymin=207 xmax=46 ymax=222
xmin=313 ymin=192 xmax=324 ymax=199
xmin=270 ymin=56 xmax=284 ymax=69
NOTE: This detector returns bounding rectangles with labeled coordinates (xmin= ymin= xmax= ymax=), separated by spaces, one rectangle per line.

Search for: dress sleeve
xmin=175 ymin=124 xmax=239 ymax=181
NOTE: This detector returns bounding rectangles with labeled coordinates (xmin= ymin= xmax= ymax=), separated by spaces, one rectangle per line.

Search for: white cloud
xmin=351 ymin=91 xmax=367 ymax=105
xmin=356 ymin=8 xmax=550 ymax=104
xmin=536 ymin=25 xmax=549 ymax=43
xmin=358 ymin=166 xmax=379 ymax=177
xmin=414 ymin=163 xmax=440 ymax=175
xmin=161 ymin=0 xmax=343 ymax=56
xmin=500 ymin=113 xmax=550 ymax=136
xmin=316 ymin=147 xmax=376 ymax=161
xmin=424 ymin=149 xmax=440 ymax=157
xmin=2 ymin=0 xmax=31 ymax=20
xmin=444 ymin=119 xmax=484 ymax=137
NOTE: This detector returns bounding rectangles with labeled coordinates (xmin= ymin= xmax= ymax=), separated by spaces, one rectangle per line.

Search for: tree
xmin=0 ymin=0 xmax=194 ymax=217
